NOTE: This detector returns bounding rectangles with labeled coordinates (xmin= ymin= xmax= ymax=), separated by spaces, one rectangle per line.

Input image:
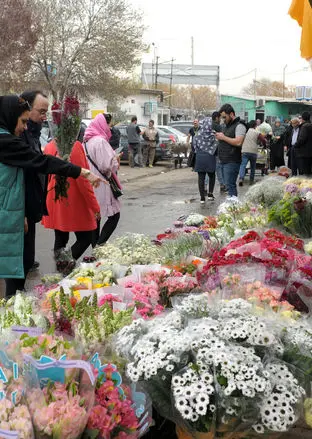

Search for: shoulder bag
xmin=84 ymin=142 xmax=123 ymax=199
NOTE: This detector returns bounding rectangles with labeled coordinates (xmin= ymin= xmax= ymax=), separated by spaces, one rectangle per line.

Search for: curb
xmin=119 ymin=164 xmax=175 ymax=184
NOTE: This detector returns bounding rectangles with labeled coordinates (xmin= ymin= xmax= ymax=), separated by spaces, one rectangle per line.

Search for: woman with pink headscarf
xmin=83 ymin=113 xmax=121 ymax=246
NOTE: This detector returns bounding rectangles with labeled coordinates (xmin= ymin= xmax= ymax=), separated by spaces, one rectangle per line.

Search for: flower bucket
xmin=176 ymin=427 xmax=214 ymax=439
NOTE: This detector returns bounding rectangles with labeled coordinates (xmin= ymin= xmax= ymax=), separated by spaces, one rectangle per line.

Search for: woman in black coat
xmin=194 ymin=117 xmax=217 ymax=204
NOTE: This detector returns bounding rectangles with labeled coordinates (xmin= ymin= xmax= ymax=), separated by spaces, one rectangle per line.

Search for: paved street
xmin=0 ymin=162 xmax=253 ymax=296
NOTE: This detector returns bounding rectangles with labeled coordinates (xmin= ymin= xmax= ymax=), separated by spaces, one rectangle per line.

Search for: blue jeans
xmin=216 ymin=157 xmax=224 ymax=185
xmin=221 ymin=162 xmax=240 ymax=197
xmin=239 ymin=152 xmax=257 ymax=182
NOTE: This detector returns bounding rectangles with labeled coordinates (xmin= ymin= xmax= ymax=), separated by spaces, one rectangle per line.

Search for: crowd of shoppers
xmin=190 ymin=103 xmax=312 ymax=203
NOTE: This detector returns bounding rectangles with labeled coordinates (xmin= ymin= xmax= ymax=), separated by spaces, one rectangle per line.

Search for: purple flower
xmin=285 ymin=184 xmax=299 ymax=195
xmin=198 ymin=230 xmax=210 ymax=241
xmin=300 ymin=187 xmax=312 ymax=196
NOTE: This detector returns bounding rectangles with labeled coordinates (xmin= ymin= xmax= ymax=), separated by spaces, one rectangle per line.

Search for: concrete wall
xmin=85 ymin=96 xmax=108 ymax=119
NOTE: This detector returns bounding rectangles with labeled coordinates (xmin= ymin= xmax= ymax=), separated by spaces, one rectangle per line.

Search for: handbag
xmin=187 ymin=150 xmax=196 ymax=168
xmin=84 ymin=142 xmax=123 ymax=199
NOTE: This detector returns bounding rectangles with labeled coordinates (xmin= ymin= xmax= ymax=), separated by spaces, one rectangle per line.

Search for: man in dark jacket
xmin=5 ymin=90 xmax=49 ymax=295
xmin=126 ymin=116 xmax=142 ymax=167
xmin=294 ymin=111 xmax=312 ymax=175
xmin=285 ymin=117 xmax=300 ymax=176
xmin=104 ymin=113 xmax=121 ymax=150
xmin=216 ymin=104 xmax=247 ymax=198
xmin=211 ymin=111 xmax=226 ymax=192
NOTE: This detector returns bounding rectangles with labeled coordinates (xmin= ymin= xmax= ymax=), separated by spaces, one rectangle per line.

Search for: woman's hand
xmin=81 ymin=168 xmax=107 ymax=187
xmin=95 ymin=212 xmax=101 ymax=221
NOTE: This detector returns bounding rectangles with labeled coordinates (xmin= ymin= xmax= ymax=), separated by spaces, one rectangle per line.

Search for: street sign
xmin=142 ymin=63 xmax=220 ymax=86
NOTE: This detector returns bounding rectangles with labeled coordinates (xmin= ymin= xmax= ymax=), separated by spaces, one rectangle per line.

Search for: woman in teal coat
xmin=0 ymin=95 xmax=102 ymax=284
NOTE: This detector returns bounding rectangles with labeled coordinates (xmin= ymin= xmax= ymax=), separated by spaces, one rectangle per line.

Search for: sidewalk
xmin=118 ymin=161 xmax=174 ymax=184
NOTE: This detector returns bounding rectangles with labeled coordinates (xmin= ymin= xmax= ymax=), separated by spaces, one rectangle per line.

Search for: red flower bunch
xmin=264 ymin=228 xmax=304 ymax=251
xmin=197 ymin=229 xmax=307 ymax=290
xmin=51 ymin=101 xmax=62 ymax=125
xmin=64 ymin=95 xmax=80 ymax=116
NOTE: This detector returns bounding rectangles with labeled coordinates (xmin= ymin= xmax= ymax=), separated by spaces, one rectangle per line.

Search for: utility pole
xmin=254 ymin=68 xmax=257 ymax=101
xmin=191 ymin=36 xmax=195 ymax=116
xmin=151 ymin=43 xmax=155 ymax=89
xmin=155 ymin=56 xmax=159 ymax=89
xmin=283 ymin=64 xmax=287 ymax=99
xmin=169 ymin=58 xmax=174 ymax=109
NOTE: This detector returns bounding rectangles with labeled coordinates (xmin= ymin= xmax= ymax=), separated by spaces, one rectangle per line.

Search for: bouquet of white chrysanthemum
xmin=184 ymin=214 xmax=206 ymax=227
xmin=94 ymin=233 xmax=162 ymax=266
xmin=115 ymin=294 xmax=310 ymax=437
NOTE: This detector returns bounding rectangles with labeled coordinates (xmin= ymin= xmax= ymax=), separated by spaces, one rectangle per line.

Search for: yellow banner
xmin=289 ymin=0 xmax=312 ymax=59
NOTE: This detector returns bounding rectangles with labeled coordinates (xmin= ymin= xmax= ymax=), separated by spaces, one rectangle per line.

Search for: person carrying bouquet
xmin=0 ymin=95 xmax=102 ymax=290
xmin=42 ymin=100 xmax=102 ymax=272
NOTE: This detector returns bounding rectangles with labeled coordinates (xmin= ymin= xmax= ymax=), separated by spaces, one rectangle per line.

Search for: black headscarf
xmin=0 ymin=95 xmax=30 ymax=135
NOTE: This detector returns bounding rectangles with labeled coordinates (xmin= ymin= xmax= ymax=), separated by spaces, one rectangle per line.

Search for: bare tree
xmin=159 ymin=85 xmax=217 ymax=112
xmin=241 ymin=77 xmax=295 ymax=98
xmin=0 ymin=0 xmax=38 ymax=91
xmin=28 ymin=0 xmax=146 ymax=101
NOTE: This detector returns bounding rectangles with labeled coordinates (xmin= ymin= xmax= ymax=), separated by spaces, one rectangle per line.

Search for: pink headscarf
xmin=84 ymin=113 xmax=112 ymax=142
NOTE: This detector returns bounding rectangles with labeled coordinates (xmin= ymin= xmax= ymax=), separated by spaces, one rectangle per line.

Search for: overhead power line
xmin=221 ymin=69 xmax=256 ymax=82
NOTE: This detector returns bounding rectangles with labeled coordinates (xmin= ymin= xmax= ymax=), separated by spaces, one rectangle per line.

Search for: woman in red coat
xmin=42 ymin=139 xmax=100 ymax=264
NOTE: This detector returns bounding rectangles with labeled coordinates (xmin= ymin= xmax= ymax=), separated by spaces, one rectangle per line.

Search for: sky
xmin=129 ymin=0 xmax=312 ymax=95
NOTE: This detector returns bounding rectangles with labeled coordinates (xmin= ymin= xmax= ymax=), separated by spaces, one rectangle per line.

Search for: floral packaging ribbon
xmin=23 ymin=355 xmax=96 ymax=387
xmin=0 ymin=430 xmax=19 ymax=439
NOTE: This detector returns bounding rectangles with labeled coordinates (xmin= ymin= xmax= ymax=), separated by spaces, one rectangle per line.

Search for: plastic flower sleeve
xmin=86 ymin=353 xmax=152 ymax=438
xmin=171 ymin=364 xmax=216 ymax=437
xmin=24 ymin=357 xmax=95 ymax=439
xmin=0 ymin=397 xmax=34 ymax=439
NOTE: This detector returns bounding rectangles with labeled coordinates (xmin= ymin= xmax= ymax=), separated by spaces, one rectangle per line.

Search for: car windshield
xmin=170 ymin=125 xmax=191 ymax=135
xmin=167 ymin=127 xmax=187 ymax=137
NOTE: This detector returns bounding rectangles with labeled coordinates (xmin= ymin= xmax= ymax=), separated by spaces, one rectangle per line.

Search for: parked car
xmin=157 ymin=125 xmax=188 ymax=144
xmin=116 ymin=124 xmax=173 ymax=164
xmin=41 ymin=119 xmax=93 ymax=151
xmin=169 ymin=121 xmax=194 ymax=136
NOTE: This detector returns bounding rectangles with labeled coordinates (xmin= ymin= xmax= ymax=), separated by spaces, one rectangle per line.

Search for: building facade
xmin=220 ymin=94 xmax=312 ymax=123
xmin=119 ymin=89 xmax=170 ymax=125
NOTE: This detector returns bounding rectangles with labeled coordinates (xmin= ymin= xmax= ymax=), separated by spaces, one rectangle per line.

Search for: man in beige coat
xmin=143 ymin=120 xmax=159 ymax=167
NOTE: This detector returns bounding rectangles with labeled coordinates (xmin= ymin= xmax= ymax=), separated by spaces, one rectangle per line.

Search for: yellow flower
xmin=304 ymin=398 xmax=312 ymax=427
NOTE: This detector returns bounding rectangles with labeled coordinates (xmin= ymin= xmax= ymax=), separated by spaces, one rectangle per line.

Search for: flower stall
xmin=1 ymin=177 xmax=312 ymax=438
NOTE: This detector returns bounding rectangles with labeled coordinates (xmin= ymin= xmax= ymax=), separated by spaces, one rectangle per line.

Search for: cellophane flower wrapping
xmin=0 ymin=293 xmax=49 ymax=336
xmin=85 ymin=353 xmax=152 ymax=439
xmin=244 ymin=177 xmax=285 ymax=207
xmin=93 ymin=233 xmax=162 ymax=266
xmin=115 ymin=293 xmax=312 ymax=437
xmin=282 ymin=266 xmax=312 ymax=313
xmin=24 ymin=357 xmax=95 ymax=439
xmin=0 ymin=347 xmax=34 ymax=438
xmin=0 ymin=397 xmax=34 ymax=439
xmin=268 ymin=178 xmax=312 ymax=239
xmin=160 ymin=233 xmax=207 ymax=265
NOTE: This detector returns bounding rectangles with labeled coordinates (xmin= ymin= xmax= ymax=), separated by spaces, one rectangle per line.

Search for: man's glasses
xmin=34 ymin=108 xmax=48 ymax=115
